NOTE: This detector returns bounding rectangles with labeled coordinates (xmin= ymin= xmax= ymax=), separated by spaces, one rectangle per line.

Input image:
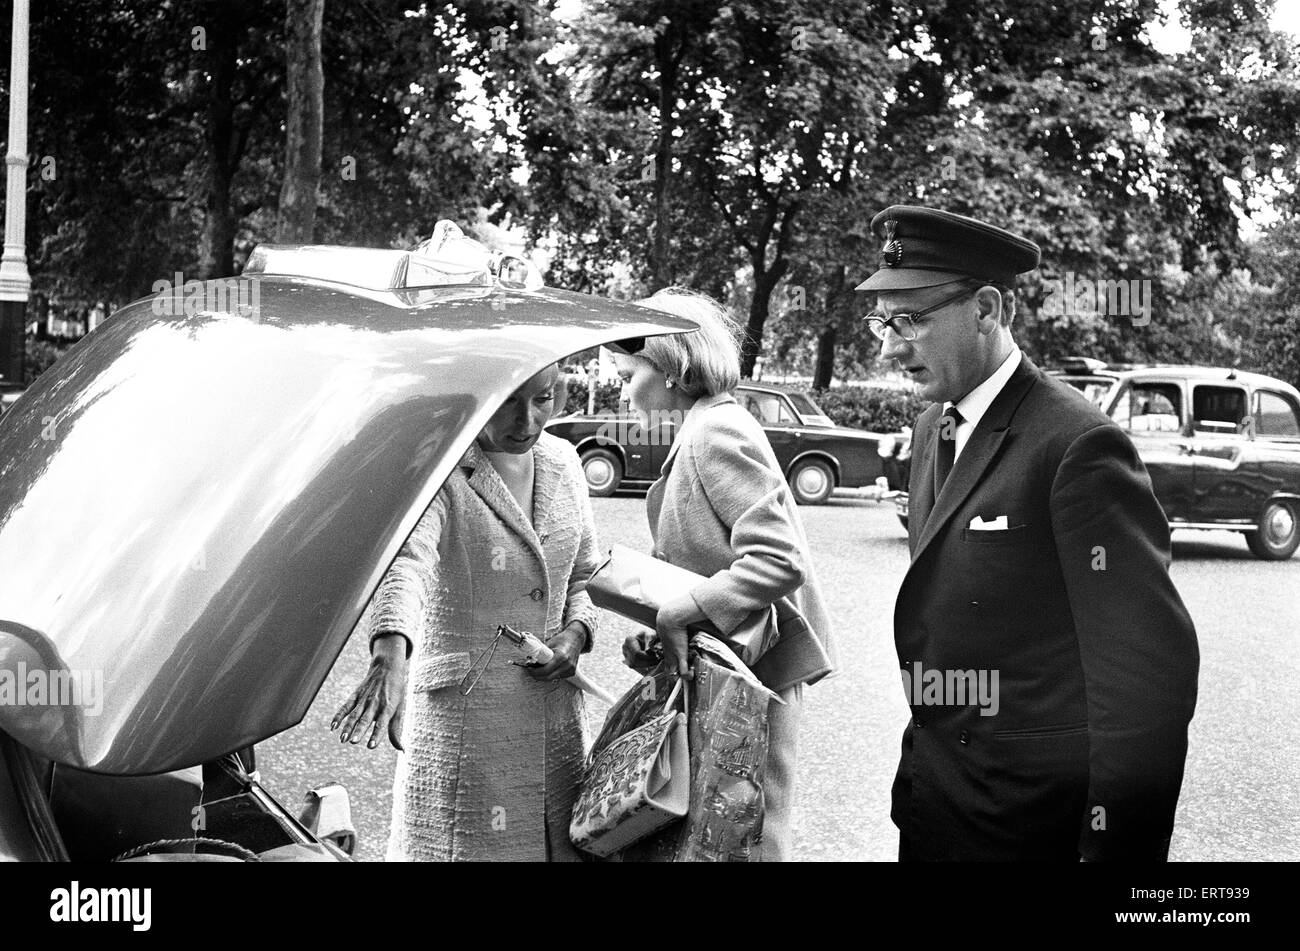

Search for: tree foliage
xmin=2 ymin=0 xmax=1297 ymax=393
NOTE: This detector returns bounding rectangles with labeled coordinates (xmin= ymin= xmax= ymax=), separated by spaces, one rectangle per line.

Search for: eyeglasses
xmin=863 ymin=284 xmax=979 ymax=341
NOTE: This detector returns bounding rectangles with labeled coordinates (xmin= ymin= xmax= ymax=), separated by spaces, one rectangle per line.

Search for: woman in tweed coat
xmin=332 ymin=364 xmax=602 ymax=861
xmin=617 ymin=289 xmax=838 ymax=862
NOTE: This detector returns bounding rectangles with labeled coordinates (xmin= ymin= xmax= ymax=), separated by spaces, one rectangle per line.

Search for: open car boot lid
xmin=0 ymin=227 xmax=696 ymax=774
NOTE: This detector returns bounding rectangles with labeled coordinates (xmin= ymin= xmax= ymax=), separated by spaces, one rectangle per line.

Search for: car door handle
xmin=1173 ymin=442 xmax=1197 ymax=455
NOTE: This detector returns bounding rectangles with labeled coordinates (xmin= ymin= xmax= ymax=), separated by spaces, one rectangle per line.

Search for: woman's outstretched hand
xmin=525 ymin=623 xmax=585 ymax=681
xmin=331 ymin=633 xmax=409 ymax=751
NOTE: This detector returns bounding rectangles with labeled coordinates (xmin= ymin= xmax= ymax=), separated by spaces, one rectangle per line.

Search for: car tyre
xmin=1246 ymin=498 xmax=1299 ymax=560
xmin=581 ymin=448 xmax=623 ymax=497
xmin=789 ymin=459 xmax=834 ymax=505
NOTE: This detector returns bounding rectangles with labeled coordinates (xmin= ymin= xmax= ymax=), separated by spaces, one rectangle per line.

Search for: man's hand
xmin=331 ymin=633 xmax=409 ymax=751
xmin=526 ymin=623 xmax=585 ymax=680
xmin=655 ymin=592 xmax=707 ymax=679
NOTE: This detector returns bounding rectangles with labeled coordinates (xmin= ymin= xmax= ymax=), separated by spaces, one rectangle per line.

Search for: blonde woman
xmin=616 ymin=288 xmax=838 ymax=862
xmin=331 ymin=364 xmax=601 ymax=861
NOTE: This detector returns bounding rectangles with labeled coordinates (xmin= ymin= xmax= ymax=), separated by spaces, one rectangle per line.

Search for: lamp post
xmin=0 ymin=0 xmax=31 ymax=385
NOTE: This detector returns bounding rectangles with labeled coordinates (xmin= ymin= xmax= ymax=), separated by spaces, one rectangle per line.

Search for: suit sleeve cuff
xmin=369 ymin=629 xmax=413 ymax=659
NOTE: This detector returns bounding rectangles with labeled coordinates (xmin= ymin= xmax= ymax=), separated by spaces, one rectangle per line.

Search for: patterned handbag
xmin=569 ymin=676 xmax=689 ymax=857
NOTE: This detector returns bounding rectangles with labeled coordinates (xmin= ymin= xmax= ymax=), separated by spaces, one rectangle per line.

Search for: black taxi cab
xmin=1051 ymin=357 xmax=1300 ymax=560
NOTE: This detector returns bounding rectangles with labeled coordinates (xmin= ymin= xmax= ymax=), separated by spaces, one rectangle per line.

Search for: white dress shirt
xmin=945 ymin=347 xmax=1023 ymax=461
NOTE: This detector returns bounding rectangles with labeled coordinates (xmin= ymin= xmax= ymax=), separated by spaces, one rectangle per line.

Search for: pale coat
xmin=646 ymin=391 xmax=838 ymax=861
xmin=647 ymin=393 xmax=839 ymax=691
xmin=370 ymin=432 xmax=602 ymax=862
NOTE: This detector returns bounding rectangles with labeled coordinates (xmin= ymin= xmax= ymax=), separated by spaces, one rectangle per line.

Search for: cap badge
xmin=882 ymin=219 xmax=903 ymax=267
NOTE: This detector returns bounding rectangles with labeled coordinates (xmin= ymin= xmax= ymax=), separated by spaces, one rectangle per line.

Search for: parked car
xmin=891 ymin=357 xmax=1300 ymax=560
xmin=546 ymin=382 xmax=911 ymax=504
xmin=0 ymin=231 xmax=696 ymax=861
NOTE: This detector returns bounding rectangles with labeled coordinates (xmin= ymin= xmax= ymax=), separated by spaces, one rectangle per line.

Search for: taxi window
xmin=1192 ymin=385 xmax=1248 ymax=434
xmin=741 ymin=391 xmax=797 ymax=425
xmin=1114 ymin=382 xmax=1183 ymax=433
xmin=1254 ymin=390 xmax=1300 ymax=437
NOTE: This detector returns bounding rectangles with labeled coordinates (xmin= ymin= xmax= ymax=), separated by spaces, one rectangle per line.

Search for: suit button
xmin=530 ymin=588 xmax=544 ymax=602
xmin=914 ymin=717 xmax=924 ymax=729
xmin=959 ymin=730 xmax=969 ymax=745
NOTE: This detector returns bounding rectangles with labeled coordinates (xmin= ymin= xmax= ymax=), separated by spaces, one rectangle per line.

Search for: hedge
xmin=563 ymin=377 xmax=624 ymax=416
xmin=805 ymin=384 xmax=931 ymax=433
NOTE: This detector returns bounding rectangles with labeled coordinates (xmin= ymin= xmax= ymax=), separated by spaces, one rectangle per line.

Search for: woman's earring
xmin=665 ymin=379 xmax=675 ymax=389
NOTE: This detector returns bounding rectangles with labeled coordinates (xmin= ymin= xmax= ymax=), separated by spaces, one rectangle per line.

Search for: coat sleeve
xmin=687 ymin=415 xmax=808 ymax=634
xmin=368 ymin=489 xmax=450 ymax=657
xmin=561 ymin=450 xmax=602 ymax=652
xmin=1050 ymin=422 xmax=1200 ymax=860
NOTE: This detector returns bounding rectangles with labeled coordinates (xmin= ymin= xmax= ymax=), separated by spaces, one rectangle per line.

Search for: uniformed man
xmin=859 ymin=205 xmax=1200 ymax=861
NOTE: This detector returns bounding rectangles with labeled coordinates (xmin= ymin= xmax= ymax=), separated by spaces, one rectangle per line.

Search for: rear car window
xmin=1192 ymin=385 xmax=1248 ymax=434
xmin=1254 ymin=390 xmax=1300 ymax=437
xmin=741 ymin=391 xmax=797 ymax=425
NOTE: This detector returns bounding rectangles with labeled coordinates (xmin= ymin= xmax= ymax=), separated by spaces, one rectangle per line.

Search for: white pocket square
xmin=969 ymin=515 xmax=1010 ymax=531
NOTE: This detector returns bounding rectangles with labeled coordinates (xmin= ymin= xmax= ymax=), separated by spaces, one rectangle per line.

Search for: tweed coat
xmin=894 ymin=354 xmax=1199 ymax=861
xmin=647 ymin=392 xmax=839 ymax=691
xmin=646 ymin=391 xmax=838 ymax=861
xmin=370 ymin=432 xmax=602 ymax=862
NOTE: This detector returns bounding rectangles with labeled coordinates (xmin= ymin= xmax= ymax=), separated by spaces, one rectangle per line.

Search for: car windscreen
xmin=1059 ymin=376 xmax=1116 ymax=409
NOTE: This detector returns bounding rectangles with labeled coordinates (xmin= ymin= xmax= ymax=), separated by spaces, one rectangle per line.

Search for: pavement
xmin=259 ymin=492 xmax=1300 ymax=861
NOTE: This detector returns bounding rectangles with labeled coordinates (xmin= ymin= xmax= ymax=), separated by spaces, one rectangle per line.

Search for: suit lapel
xmin=529 ymin=439 xmax=564 ymax=546
xmin=462 ymin=441 xmax=548 ymax=569
xmin=910 ymin=355 xmax=1039 ymax=565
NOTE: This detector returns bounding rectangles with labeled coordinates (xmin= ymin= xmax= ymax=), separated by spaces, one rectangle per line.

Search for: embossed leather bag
xmin=569 ymin=676 xmax=689 ymax=857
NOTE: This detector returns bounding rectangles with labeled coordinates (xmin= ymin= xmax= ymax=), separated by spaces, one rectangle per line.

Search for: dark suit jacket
xmin=893 ymin=354 xmax=1199 ymax=861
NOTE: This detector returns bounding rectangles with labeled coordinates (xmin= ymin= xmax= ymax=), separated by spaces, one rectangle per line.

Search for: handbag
xmin=619 ymin=635 xmax=777 ymax=862
xmin=569 ymin=676 xmax=689 ymax=857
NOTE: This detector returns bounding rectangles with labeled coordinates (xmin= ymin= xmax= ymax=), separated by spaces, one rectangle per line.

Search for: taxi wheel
xmin=789 ymin=459 xmax=834 ymax=505
xmin=581 ymin=448 xmax=623 ymax=497
xmin=1246 ymin=498 xmax=1299 ymax=560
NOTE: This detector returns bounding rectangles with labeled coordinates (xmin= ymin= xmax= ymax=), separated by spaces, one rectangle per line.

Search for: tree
xmin=277 ymin=0 xmax=325 ymax=243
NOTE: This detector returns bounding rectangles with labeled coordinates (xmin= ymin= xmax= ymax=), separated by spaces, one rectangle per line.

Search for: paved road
xmin=260 ymin=492 xmax=1300 ymax=861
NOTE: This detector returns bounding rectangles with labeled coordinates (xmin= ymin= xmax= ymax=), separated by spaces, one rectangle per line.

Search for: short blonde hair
xmin=634 ymin=287 xmax=743 ymax=398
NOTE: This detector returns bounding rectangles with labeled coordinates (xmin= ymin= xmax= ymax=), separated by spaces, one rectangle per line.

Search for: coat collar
xmin=457 ymin=436 xmax=565 ymax=567
xmin=660 ymin=391 xmax=737 ymax=476
xmin=910 ymin=353 xmax=1039 ymax=564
